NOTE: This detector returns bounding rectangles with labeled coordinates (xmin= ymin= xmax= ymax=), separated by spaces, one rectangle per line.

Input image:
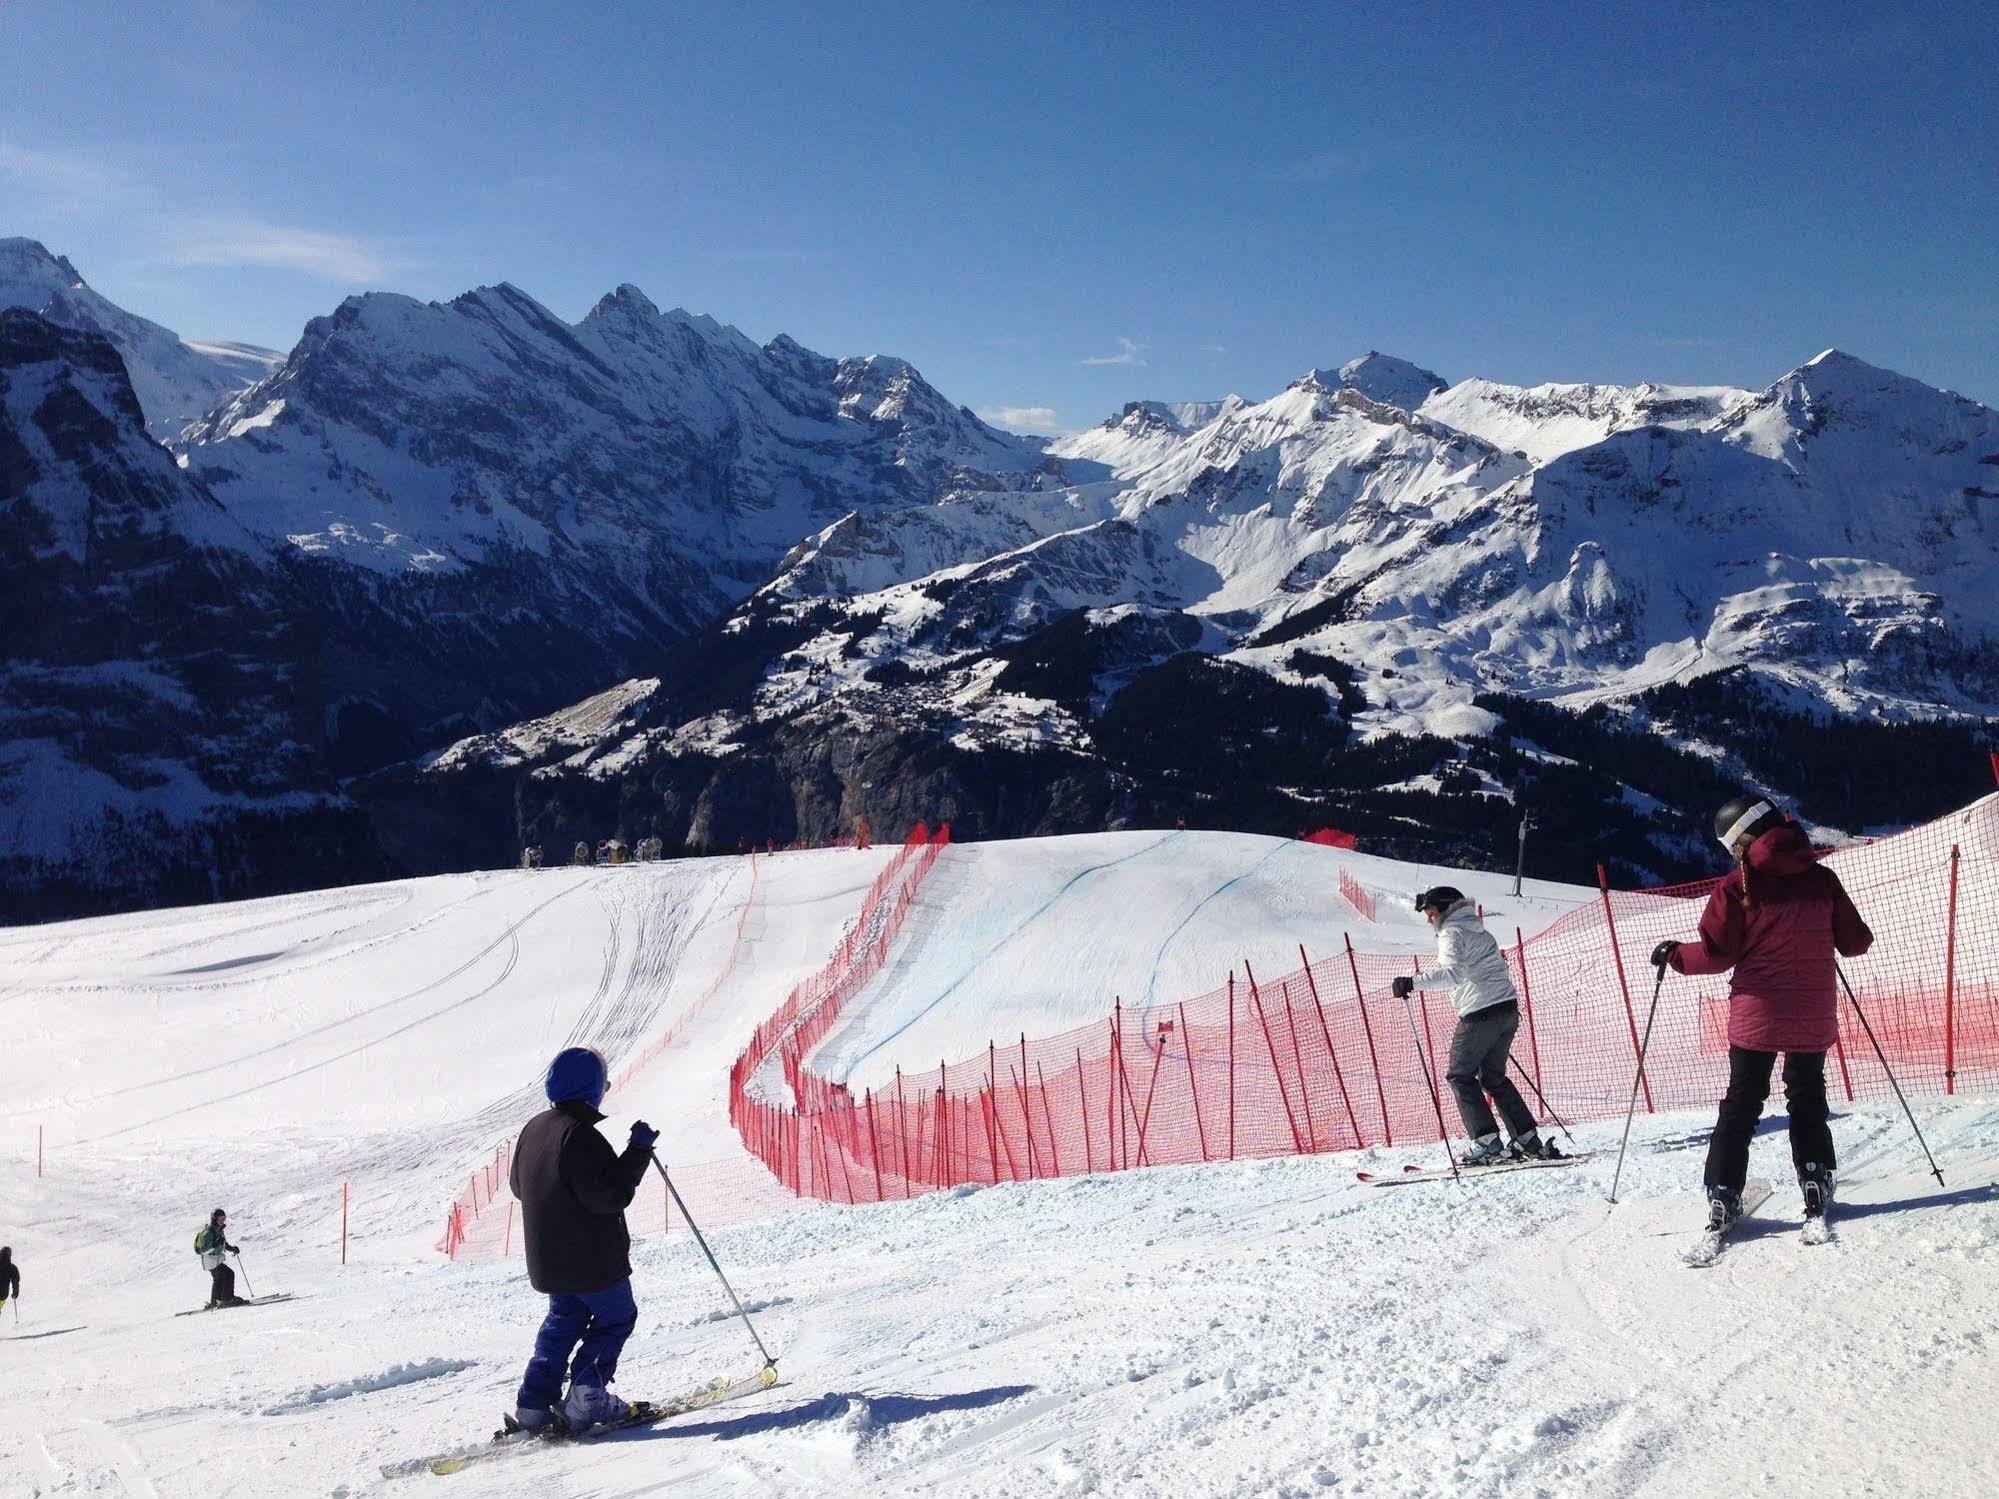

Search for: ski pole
xmin=233 ymin=1250 xmax=254 ymax=1299
xmin=1506 ymin=1055 xmax=1574 ymax=1142
xmin=1836 ymin=964 xmax=1946 ymax=1188
xmin=1395 ymin=989 xmax=1460 ymax=1182
xmin=649 ymin=1153 xmax=777 ymax=1370
xmin=1607 ymin=962 xmax=1666 ymax=1204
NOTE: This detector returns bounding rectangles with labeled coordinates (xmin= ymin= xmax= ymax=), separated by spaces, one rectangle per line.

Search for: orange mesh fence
xmin=1338 ymin=869 xmax=1377 ymax=922
xmin=736 ymin=794 xmax=1998 ymax=1203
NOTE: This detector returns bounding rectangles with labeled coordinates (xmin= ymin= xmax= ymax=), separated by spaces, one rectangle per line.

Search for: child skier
xmin=194 ymin=1208 xmax=245 ymax=1307
xmin=510 ymin=1046 xmax=659 ymax=1434
xmin=0 ymin=1245 xmax=18 ymax=1312
xmin=1653 ymin=795 xmax=1873 ymax=1232
xmin=1393 ymin=886 xmax=1558 ymax=1165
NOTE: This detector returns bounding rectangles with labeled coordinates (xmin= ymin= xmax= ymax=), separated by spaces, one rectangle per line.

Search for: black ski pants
xmin=210 ymin=1261 xmax=236 ymax=1304
xmin=1445 ymin=1001 xmax=1538 ymax=1142
xmin=1703 ymin=1046 xmax=1833 ymax=1192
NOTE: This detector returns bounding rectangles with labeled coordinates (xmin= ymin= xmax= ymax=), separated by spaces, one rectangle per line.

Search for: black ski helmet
xmin=1714 ymin=795 xmax=1783 ymax=852
xmin=1414 ymin=885 xmax=1464 ymax=915
xmin=210 ymin=1207 xmax=226 ymax=1222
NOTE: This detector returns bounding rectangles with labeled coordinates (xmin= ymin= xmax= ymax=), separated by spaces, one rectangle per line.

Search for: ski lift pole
xmin=649 ymin=1153 xmax=777 ymax=1370
xmin=1836 ymin=965 xmax=1946 ymax=1188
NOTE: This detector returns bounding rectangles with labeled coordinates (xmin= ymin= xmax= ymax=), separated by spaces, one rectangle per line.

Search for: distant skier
xmin=0 ymin=1245 xmax=18 ymax=1312
xmin=510 ymin=1046 xmax=659 ymax=1434
xmin=1393 ymin=886 xmax=1557 ymax=1165
xmin=194 ymin=1208 xmax=245 ymax=1307
xmin=1653 ymin=795 xmax=1873 ymax=1234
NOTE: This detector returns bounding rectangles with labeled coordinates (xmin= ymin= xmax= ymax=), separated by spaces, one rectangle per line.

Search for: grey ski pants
xmin=1445 ymin=1002 xmax=1538 ymax=1142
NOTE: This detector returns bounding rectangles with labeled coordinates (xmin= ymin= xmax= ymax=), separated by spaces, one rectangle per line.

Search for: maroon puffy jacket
xmin=1667 ymin=824 xmax=1874 ymax=1052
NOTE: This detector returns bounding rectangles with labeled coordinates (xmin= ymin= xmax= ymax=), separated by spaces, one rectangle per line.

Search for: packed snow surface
xmin=2 ymin=835 xmax=1994 ymax=1497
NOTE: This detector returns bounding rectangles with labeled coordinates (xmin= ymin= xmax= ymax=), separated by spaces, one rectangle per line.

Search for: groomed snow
xmin=1 ymin=836 xmax=1994 ymax=1496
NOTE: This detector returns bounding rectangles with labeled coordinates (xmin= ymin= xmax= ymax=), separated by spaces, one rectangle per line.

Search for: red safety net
xmin=1338 ymin=868 xmax=1378 ymax=922
xmin=730 ymin=795 xmax=1999 ymax=1202
xmin=1304 ymin=827 xmax=1359 ymax=849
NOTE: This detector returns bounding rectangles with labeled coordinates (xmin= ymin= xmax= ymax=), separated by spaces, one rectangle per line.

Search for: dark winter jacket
xmin=510 ymin=1100 xmax=650 ymax=1294
xmin=1667 ymin=824 xmax=1874 ymax=1052
xmin=0 ymin=1248 xmax=17 ymax=1299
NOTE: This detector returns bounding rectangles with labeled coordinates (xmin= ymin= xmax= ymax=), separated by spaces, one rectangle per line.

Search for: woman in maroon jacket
xmin=1654 ymin=795 xmax=1873 ymax=1231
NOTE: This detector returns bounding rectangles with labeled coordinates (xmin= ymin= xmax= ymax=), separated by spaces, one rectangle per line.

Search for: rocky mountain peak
xmin=1335 ymin=351 xmax=1448 ymax=411
xmin=586 ymin=282 xmax=663 ymax=322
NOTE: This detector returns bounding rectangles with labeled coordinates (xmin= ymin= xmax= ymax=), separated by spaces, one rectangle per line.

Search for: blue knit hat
xmin=545 ymin=1046 xmax=608 ymax=1108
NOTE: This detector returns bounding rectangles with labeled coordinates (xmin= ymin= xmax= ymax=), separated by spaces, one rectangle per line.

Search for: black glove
xmin=226 ymin=1243 xmax=239 ymax=1255
xmin=1391 ymin=975 xmax=1415 ymax=999
xmin=629 ymin=1119 xmax=660 ymax=1152
xmin=1650 ymin=940 xmax=1679 ymax=972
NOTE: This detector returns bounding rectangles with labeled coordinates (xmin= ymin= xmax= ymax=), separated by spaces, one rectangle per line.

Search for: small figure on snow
xmin=510 ymin=1046 xmax=660 ymax=1434
xmin=194 ymin=1208 xmax=245 ymax=1307
xmin=0 ymin=1244 xmax=19 ymax=1312
xmin=1393 ymin=886 xmax=1557 ymax=1166
xmin=1653 ymin=795 xmax=1873 ymax=1235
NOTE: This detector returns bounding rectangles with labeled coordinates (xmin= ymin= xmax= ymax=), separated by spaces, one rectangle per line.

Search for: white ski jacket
xmin=1411 ymin=899 xmax=1518 ymax=1018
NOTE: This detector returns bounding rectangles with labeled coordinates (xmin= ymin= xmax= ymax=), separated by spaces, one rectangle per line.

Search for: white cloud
xmin=162 ymin=217 xmax=388 ymax=282
xmin=1080 ymin=336 xmax=1147 ymax=367
xmin=1 ymin=137 xmax=393 ymax=284
xmin=977 ymin=405 xmax=1063 ymax=434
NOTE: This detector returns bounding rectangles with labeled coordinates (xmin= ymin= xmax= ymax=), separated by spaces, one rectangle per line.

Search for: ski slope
xmin=1 ymin=834 xmax=1995 ymax=1498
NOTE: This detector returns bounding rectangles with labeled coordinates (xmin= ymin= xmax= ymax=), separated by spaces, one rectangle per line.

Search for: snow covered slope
xmin=0 ymin=238 xmax=277 ymax=440
xmin=2 ymin=835 xmax=1993 ymax=1497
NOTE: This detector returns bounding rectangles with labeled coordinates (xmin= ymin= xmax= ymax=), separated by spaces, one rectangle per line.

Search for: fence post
xmin=1246 ymin=963 xmax=1306 ymax=1154
xmin=1345 ymin=934 xmax=1393 ymax=1145
xmin=1299 ymin=948 xmax=1362 ymax=1148
xmin=896 ymin=1067 xmax=911 ymax=1197
xmin=1597 ymin=863 xmax=1654 ymax=1113
xmin=1515 ymin=927 xmax=1544 ymax=1091
xmin=1020 ymin=1034 xmax=1038 ymax=1177
xmin=1944 ymin=843 xmax=1961 ymax=1094
xmin=866 ymin=1089 xmax=885 ymax=1201
xmin=341 ymin=1181 xmax=350 ymax=1266
xmin=1131 ymin=1024 xmax=1169 ymax=1167
xmin=1076 ymin=1046 xmax=1093 ymax=1172
xmin=503 ymin=1199 xmax=515 ymax=1257
xmin=1109 ymin=1007 xmax=1123 ymax=1170
xmin=1227 ymin=974 xmax=1237 ymax=1160
xmin=1179 ymin=1001 xmax=1210 ymax=1161
xmin=1277 ymin=977 xmax=1319 ymax=1152
xmin=1036 ymin=1060 xmax=1063 ymax=1177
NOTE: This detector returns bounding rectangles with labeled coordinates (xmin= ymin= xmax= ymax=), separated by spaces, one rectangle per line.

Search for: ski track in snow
xmin=1140 ymin=836 xmax=1301 ymax=1004
xmin=260 ymin=1356 xmax=476 ymax=1415
xmin=0 ymin=840 xmax=1994 ymax=1497
xmin=832 ymin=830 xmax=1185 ymax=1077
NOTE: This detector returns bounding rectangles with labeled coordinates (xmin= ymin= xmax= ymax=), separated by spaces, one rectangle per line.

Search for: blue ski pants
xmin=516 ymin=1278 xmax=637 ymax=1410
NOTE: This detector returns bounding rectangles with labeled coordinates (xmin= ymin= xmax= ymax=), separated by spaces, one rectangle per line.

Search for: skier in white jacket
xmin=1392 ymin=887 xmax=1558 ymax=1166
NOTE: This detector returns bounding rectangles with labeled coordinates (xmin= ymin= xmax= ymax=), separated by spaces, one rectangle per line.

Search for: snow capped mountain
xmin=0 ymin=237 xmax=279 ymax=441
xmin=0 ymin=309 xmax=358 ymax=919
xmin=1419 ymin=375 xmax=1751 ymax=463
xmin=1335 ymin=350 xmax=1447 ymax=411
xmin=414 ymin=343 xmax=1998 ymax=890
xmin=7 ymin=235 xmax=1995 ymax=911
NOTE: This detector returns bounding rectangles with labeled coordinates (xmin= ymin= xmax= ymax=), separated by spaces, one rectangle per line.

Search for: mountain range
xmin=2 ymin=234 xmax=1993 ymax=918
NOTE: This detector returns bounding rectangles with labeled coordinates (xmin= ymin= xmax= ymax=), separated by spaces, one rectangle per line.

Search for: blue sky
xmin=4 ymin=0 xmax=1996 ymax=427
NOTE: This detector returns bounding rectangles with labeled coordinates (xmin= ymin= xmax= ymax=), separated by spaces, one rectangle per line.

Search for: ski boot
xmin=508 ymin=1404 xmax=559 ymax=1435
xmin=1459 ymin=1133 xmax=1509 ymax=1167
xmin=562 ymin=1381 xmax=632 ymax=1432
xmin=1800 ymin=1162 xmax=1835 ymax=1221
xmin=1705 ymin=1185 xmax=1745 ymax=1232
xmin=1511 ymin=1129 xmax=1563 ymax=1161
